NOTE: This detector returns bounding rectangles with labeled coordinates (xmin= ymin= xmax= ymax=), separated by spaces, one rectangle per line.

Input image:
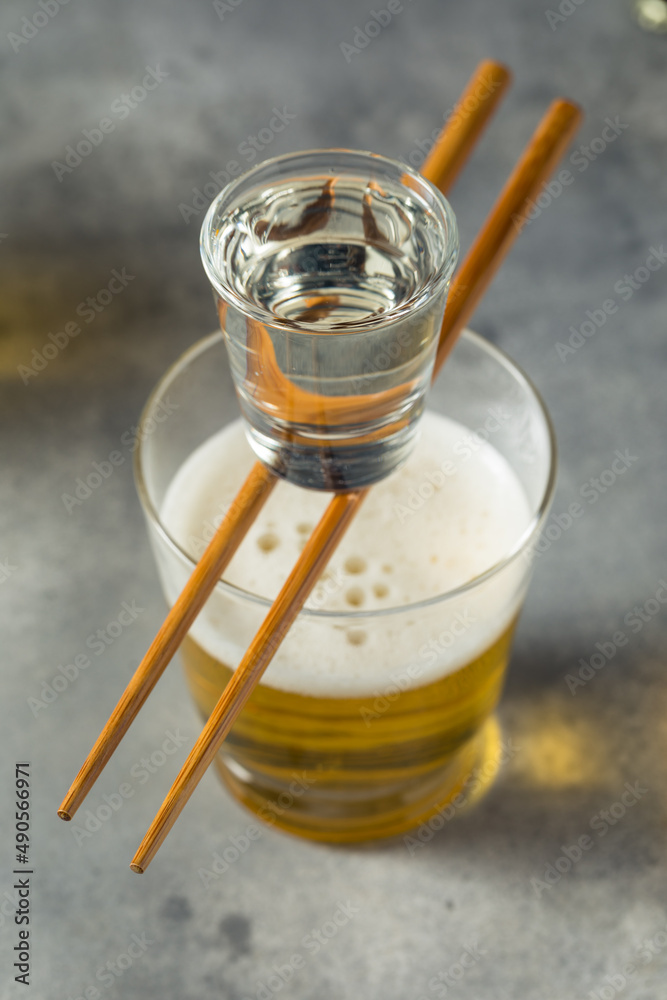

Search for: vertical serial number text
xmin=13 ymin=763 xmax=32 ymax=986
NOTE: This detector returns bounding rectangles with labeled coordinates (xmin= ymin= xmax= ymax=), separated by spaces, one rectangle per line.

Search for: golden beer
xmin=181 ymin=624 xmax=515 ymax=842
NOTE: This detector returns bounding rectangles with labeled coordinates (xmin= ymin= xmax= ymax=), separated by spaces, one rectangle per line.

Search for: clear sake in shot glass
xmin=200 ymin=149 xmax=459 ymax=490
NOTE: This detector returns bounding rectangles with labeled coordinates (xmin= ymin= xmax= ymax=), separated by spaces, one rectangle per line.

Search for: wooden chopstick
xmin=420 ymin=59 xmax=511 ymax=190
xmin=130 ymin=98 xmax=583 ymax=873
xmin=57 ymin=461 xmax=276 ymax=821
xmin=433 ymin=98 xmax=582 ymax=374
xmin=130 ymin=490 xmax=366 ymax=872
xmin=57 ymin=59 xmax=511 ymax=825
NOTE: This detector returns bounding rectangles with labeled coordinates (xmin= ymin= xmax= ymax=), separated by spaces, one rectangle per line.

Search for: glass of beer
xmin=135 ymin=329 xmax=555 ymax=843
xmin=200 ymin=149 xmax=459 ymax=490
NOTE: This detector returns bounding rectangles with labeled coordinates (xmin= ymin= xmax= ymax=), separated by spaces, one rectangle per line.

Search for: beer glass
xmin=200 ymin=149 xmax=459 ymax=490
xmin=135 ymin=330 xmax=556 ymax=843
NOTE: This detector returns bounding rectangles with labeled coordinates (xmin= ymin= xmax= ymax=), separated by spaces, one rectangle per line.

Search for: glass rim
xmin=134 ymin=329 xmax=557 ymax=621
xmin=199 ymin=146 xmax=459 ymax=334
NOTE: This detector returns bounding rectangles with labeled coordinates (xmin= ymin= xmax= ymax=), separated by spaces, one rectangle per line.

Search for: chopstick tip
xmin=480 ymin=58 xmax=512 ymax=81
xmin=129 ymin=862 xmax=144 ymax=875
xmin=57 ymin=808 xmax=72 ymax=822
xmin=553 ymin=97 xmax=584 ymax=121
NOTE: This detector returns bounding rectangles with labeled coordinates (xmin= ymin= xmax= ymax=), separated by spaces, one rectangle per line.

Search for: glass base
xmin=244 ymin=417 xmax=421 ymax=491
xmin=214 ymin=715 xmax=503 ymax=844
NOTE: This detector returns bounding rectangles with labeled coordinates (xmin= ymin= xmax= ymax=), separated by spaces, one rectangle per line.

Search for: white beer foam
xmin=160 ymin=412 xmax=532 ymax=697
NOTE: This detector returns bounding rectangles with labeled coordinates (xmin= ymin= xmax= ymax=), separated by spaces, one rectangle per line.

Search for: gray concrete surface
xmin=1 ymin=0 xmax=666 ymax=997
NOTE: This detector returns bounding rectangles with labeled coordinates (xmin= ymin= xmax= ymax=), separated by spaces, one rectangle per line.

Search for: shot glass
xmin=135 ymin=329 xmax=556 ymax=843
xmin=200 ymin=149 xmax=458 ymax=490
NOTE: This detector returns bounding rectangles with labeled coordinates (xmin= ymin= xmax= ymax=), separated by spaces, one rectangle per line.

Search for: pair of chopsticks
xmin=58 ymin=61 xmax=581 ymax=873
